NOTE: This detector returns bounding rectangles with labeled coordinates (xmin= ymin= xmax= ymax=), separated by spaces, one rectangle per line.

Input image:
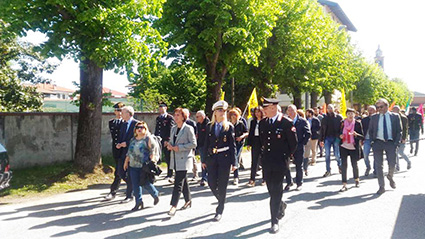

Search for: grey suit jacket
xmin=368 ymin=112 xmax=402 ymax=145
xmin=169 ymin=123 xmax=197 ymax=171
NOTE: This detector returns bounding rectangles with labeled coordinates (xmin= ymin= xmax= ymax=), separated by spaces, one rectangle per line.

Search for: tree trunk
xmin=74 ymin=59 xmax=103 ymax=172
xmin=293 ymin=87 xmax=302 ymax=109
xmin=205 ymin=75 xmax=221 ymax=118
xmin=310 ymin=91 xmax=318 ymax=108
xmin=324 ymin=90 xmax=332 ymax=105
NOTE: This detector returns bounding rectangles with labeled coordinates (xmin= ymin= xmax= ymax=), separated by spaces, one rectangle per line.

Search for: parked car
xmin=0 ymin=143 xmax=12 ymax=190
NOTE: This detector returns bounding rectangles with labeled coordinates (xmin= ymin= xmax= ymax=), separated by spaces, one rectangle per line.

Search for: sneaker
xmin=233 ymin=178 xmax=239 ymax=185
xmin=323 ymin=171 xmax=331 ymax=177
xmin=104 ymin=193 xmax=116 ymax=201
xmin=167 ymin=177 xmax=175 ymax=184
xmin=296 ymin=184 xmax=302 ymax=191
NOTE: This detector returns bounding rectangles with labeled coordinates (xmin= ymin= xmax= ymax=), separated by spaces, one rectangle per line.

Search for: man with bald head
xmin=392 ymin=105 xmax=411 ymax=170
xmin=361 ymin=105 xmax=377 ymax=176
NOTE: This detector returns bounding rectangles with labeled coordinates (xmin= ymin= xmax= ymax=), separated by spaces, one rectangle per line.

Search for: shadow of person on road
xmin=391 ymin=194 xmax=425 ymax=239
xmin=308 ymin=193 xmax=378 ymax=210
xmin=192 ymin=219 xmax=270 ymax=239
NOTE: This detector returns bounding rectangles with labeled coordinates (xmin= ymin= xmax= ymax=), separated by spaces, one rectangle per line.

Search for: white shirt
xmin=377 ymin=112 xmax=393 ymax=141
xmin=126 ymin=117 xmax=134 ymax=133
xmin=269 ymin=113 xmax=280 ymax=124
xmin=254 ymin=120 xmax=260 ymax=136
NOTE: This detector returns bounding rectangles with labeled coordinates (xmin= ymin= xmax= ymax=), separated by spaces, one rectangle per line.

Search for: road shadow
xmin=104 ymin=213 xmax=215 ymax=239
xmin=287 ymin=191 xmax=339 ymax=203
xmin=192 ymin=219 xmax=270 ymax=239
xmin=308 ymin=193 xmax=378 ymax=210
xmin=391 ymin=194 xmax=425 ymax=239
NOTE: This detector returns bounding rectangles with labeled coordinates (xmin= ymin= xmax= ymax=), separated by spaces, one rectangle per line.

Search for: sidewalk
xmin=0 ymin=148 xmax=424 ymax=239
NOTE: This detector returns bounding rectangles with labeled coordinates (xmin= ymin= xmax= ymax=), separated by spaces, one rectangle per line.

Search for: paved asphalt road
xmin=1 ymin=145 xmax=425 ymax=239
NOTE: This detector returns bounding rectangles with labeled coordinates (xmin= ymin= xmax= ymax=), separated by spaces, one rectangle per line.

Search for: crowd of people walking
xmin=104 ymin=97 xmax=423 ymax=234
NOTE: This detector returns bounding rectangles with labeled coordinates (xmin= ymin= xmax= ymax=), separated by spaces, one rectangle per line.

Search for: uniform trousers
xmin=207 ymin=155 xmax=231 ymax=214
xmin=250 ymin=137 xmax=263 ymax=181
xmin=110 ymin=156 xmax=122 ymax=195
xmin=171 ymin=170 xmax=191 ymax=206
xmin=264 ymin=165 xmax=287 ymax=225
xmin=372 ymin=140 xmax=397 ymax=189
xmin=339 ymin=146 xmax=359 ymax=183
xmin=162 ymin=145 xmax=173 ymax=178
xmin=285 ymin=148 xmax=304 ymax=186
xmin=117 ymin=157 xmax=133 ymax=198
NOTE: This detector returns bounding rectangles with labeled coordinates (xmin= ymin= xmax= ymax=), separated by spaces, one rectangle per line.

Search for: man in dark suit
xmin=368 ymin=99 xmax=402 ymax=195
xmin=155 ymin=102 xmax=176 ymax=182
xmin=285 ymin=105 xmax=311 ymax=191
xmin=393 ymin=106 xmax=411 ymax=170
xmin=105 ymin=102 xmax=124 ymax=200
xmin=361 ymin=105 xmax=376 ymax=176
xmin=116 ymin=106 xmax=139 ymax=203
xmin=259 ymin=98 xmax=297 ymax=234
xmin=196 ymin=110 xmax=210 ymax=186
xmin=304 ymin=109 xmax=321 ymax=173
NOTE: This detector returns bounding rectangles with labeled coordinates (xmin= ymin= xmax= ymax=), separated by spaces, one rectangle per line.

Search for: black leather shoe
xmin=365 ymin=169 xmax=370 ymax=176
xmin=131 ymin=202 xmax=143 ymax=211
xmin=121 ymin=197 xmax=133 ymax=204
xmin=270 ymin=224 xmax=279 ymax=234
xmin=213 ymin=213 xmax=222 ymax=222
xmin=153 ymin=196 xmax=159 ymax=206
xmin=104 ymin=193 xmax=115 ymax=201
xmin=377 ymin=187 xmax=385 ymax=195
xmin=387 ymin=175 xmax=396 ymax=189
xmin=284 ymin=183 xmax=293 ymax=191
xmin=277 ymin=202 xmax=287 ymax=220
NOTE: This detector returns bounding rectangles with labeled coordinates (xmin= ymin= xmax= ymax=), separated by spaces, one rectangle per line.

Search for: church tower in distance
xmin=374 ymin=45 xmax=384 ymax=70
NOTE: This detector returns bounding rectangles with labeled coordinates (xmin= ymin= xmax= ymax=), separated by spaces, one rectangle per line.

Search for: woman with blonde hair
xmin=228 ymin=108 xmax=248 ymax=185
xmin=203 ymin=100 xmax=236 ymax=222
xmin=123 ymin=121 xmax=160 ymax=211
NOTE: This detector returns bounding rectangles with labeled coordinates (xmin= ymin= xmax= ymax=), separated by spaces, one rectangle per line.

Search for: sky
xmin=22 ymin=0 xmax=425 ymax=94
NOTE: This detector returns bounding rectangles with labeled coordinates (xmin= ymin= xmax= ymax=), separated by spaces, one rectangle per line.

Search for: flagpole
xmin=242 ymin=103 xmax=249 ymax=119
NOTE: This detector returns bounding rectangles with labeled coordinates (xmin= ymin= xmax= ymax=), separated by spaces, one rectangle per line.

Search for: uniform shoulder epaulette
xmin=282 ymin=115 xmax=292 ymax=123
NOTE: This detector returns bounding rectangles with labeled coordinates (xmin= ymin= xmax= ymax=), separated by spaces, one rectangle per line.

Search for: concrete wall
xmin=0 ymin=112 xmax=160 ymax=169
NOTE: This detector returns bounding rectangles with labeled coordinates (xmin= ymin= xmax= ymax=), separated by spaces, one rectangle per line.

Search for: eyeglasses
xmin=114 ymin=109 xmax=121 ymax=112
xmin=376 ymin=105 xmax=385 ymax=109
xmin=135 ymin=126 xmax=145 ymax=130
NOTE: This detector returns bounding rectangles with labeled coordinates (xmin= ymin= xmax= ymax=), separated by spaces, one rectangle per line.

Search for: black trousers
xmin=410 ymin=140 xmax=419 ymax=155
xmin=250 ymin=137 xmax=263 ymax=181
xmin=110 ymin=156 xmax=121 ymax=195
xmin=207 ymin=156 xmax=231 ymax=214
xmin=264 ymin=166 xmax=287 ymax=225
xmin=170 ymin=170 xmax=191 ymax=207
xmin=285 ymin=148 xmax=304 ymax=186
xmin=340 ymin=146 xmax=359 ymax=183
xmin=116 ymin=157 xmax=133 ymax=198
xmin=162 ymin=146 xmax=173 ymax=177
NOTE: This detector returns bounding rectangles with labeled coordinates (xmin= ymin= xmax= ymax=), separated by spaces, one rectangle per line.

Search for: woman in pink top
xmin=339 ymin=108 xmax=364 ymax=192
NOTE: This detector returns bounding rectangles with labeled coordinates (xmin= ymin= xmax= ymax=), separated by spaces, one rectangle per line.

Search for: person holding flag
xmin=408 ymin=106 xmax=424 ymax=156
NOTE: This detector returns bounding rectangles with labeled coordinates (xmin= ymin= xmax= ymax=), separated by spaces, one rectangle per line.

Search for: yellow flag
xmin=340 ymin=88 xmax=347 ymax=118
xmin=247 ymin=88 xmax=258 ymax=119
xmin=221 ymin=91 xmax=225 ymax=100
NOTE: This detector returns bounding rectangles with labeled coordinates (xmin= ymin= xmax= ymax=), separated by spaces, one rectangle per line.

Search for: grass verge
xmin=0 ymin=155 xmax=116 ymax=204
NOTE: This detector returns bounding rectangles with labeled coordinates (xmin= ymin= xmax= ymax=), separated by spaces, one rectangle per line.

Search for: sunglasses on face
xmin=376 ymin=105 xmax=385 ymax=109
xmin=135 ymin=126 xmax=145 ymax=130
xmin=114 ymin=109 xmax=122 ymax=112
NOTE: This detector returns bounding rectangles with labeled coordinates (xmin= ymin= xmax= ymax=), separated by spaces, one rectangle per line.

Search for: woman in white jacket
xmin=166 ymin=107 xmax=197 ymax=216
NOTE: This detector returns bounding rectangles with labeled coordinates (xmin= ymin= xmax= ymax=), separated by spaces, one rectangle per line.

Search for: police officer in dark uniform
xmin=155 ymin=102 xmax=176 ymax=182
xmin=105 ymin=102 xmax=124 ymax=200
xmin=202 ymin=100 xmax=236 ymax=222
xmin=259 ymin=98 xmax=297 ymax=234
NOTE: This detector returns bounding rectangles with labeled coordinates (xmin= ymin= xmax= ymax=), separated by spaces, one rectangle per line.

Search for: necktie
xmin=383 ymin=115 xmax=388 ymax=141
xmin=215 ymin=124 xmax=221 ymax=137
xmin=269 ymin=118 xmax=273 ymax=125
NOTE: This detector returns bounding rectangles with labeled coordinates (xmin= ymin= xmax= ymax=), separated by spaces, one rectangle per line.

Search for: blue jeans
xmin=129 ymin=167 xmax=159 ymax=205
xmin=324 ymin=136 xmax=341 ymax=172
xmin=198 ymin=146 xmax=208 ymax=182
xmin=363 ymin=139 xmax=372 ymax=170
xmin=396 ymin=143 xmax=411 ymax=169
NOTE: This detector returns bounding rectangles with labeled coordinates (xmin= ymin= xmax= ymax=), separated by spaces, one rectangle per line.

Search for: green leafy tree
xmin=0 ymin=0 xmax=166 ymax=171
xmin=159 ymin=0 xmax=280 ymax=115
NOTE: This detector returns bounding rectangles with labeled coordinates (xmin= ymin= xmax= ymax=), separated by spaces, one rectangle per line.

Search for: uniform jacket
xmin=339 ymin=119 xmax=364 ymax=159
xmin=408 ymin=113 xmax=423 ymax=132
xmin=320 ymin=113 xmax=343 ymax=141
xmin=109 ymin=118 xmax=122 ymax=159
xmin=368 ymin=112 xmax=402 ymax=145
xmin=155 ymin=113 xmax=175 ymax=142
xmin=169 ymin=123 xmax=197 ymax=171
xmin=118 ymin=118 xmax=139 ymax=160
xmin=204 ymin=122 xmax=237 ymax=166
xmin=294 ymin=116 xmax=311 ymax=149
xmin=259 ymin=113 xmax=297 ymax=170
xmin=196 ymin=117 xmax=210 ymax=148
xmin=309 ymin=116 xmax=321 ymax=140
